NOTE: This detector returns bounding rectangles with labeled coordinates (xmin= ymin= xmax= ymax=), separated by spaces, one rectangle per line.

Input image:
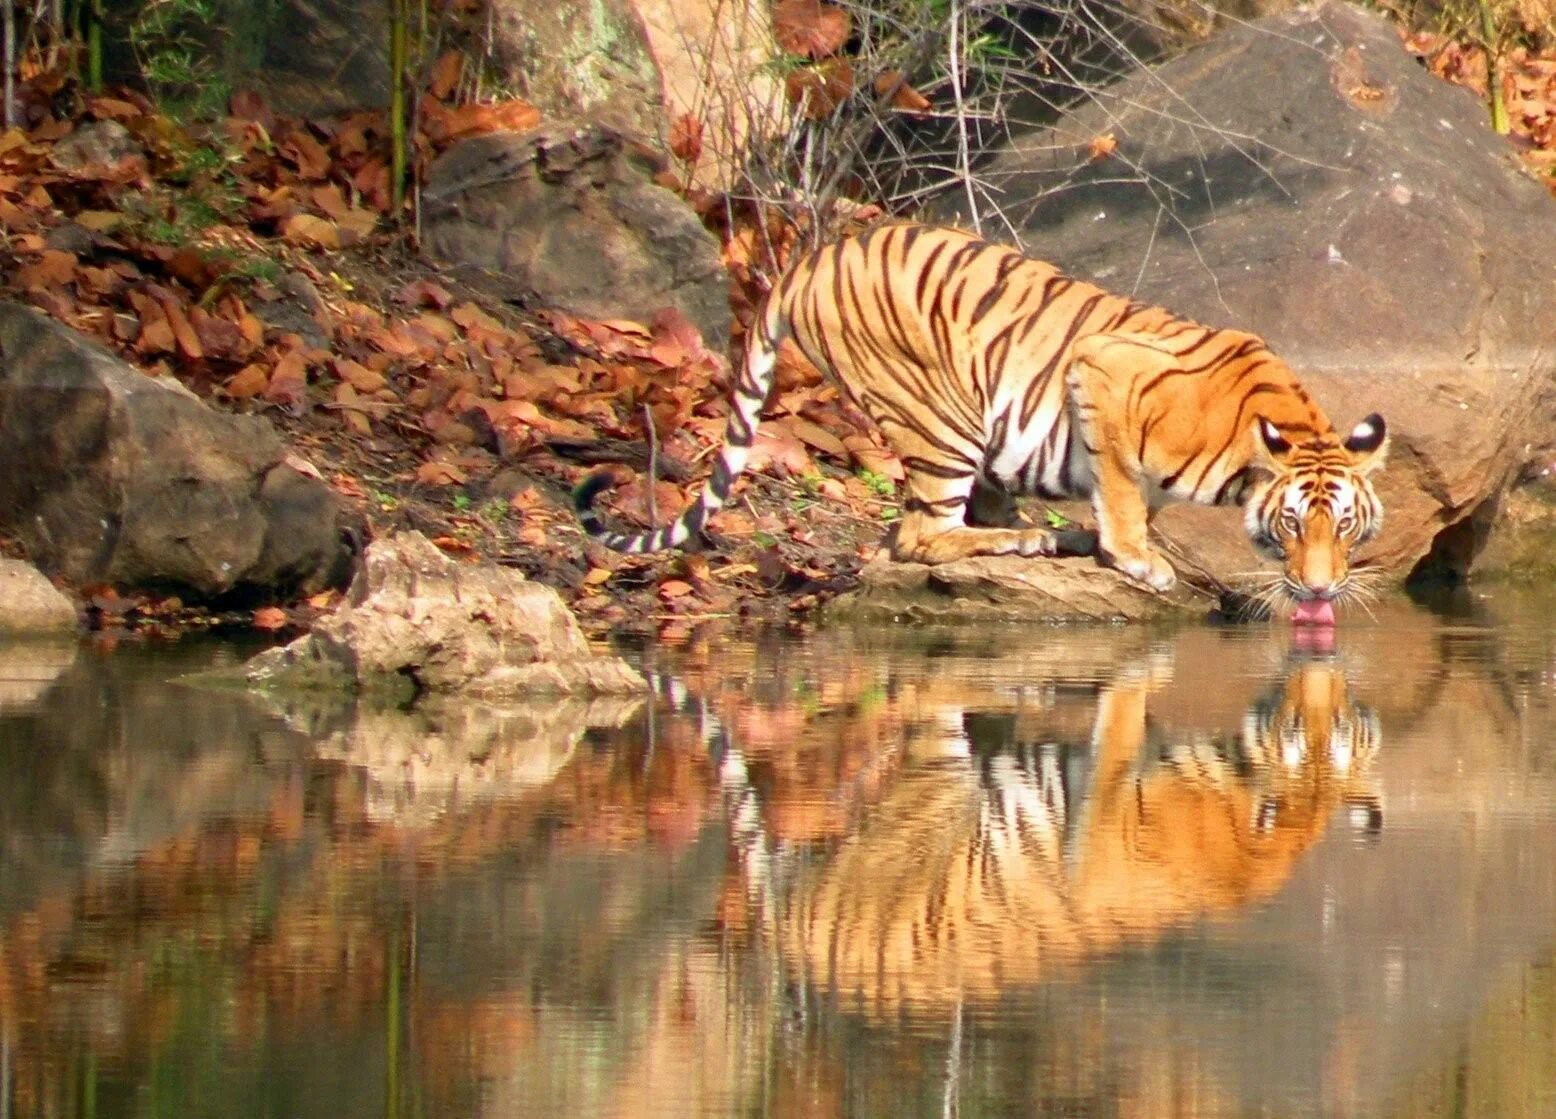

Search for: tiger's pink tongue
xmin=1291 ymin=599 xmax=1336 ymax=627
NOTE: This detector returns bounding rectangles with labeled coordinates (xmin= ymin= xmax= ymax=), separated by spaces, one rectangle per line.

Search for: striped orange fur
xmin=575 ymin=223 xmax=1387 ymax=605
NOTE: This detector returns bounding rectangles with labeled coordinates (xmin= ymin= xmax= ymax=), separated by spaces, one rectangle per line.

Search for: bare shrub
xmin=671 ymin=0 xmax=1209 ymax=267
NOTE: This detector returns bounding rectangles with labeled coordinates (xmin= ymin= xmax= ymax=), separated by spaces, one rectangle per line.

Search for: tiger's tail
xmin=573 ymin=302 xmax=783 ymax=553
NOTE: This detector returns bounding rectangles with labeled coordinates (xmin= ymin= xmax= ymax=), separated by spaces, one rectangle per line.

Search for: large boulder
xmin=240 ymin=531 xmax=646 ymax=698
xmin=422 ymin=122 xmax=732 ymax=351
xmin=0 ymin=302 xmax=358 ymax=601
xmin=944 ymin=1 xmax=1556 ymax=584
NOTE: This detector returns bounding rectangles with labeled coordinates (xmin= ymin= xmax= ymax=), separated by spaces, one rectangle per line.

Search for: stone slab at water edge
xmin=940 ymin=0 xmax=1556 ymax=585
xmin=827 ymin=554 xmax=1217 ymax=625
xmin=238 ymin=532 xmax=645 ymax=699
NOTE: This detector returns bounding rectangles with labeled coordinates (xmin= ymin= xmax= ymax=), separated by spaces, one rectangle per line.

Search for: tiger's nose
xmin=1304 ymin=581 xmax=1340 ymax=601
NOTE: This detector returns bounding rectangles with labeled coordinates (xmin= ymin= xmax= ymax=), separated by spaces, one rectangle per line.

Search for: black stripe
xmin=914 ymin=240 xmax=951 ymax=307
xmin=1213 ymin=466 xmax=1249 ymax=505
xmin=1020 ymin=292 xmax=1105 ymax=429
xmin=903 ymin=495 xmax=968 ymax=514
xmin=970 ymin=253 xmax=1024 ymax=322
xmin=901 ymin=456 xmax=975 ymax=479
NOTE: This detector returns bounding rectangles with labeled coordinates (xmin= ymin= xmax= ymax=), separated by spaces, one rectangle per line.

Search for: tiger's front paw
xmin=1107 ymin=548 xmax=1177 ymax=592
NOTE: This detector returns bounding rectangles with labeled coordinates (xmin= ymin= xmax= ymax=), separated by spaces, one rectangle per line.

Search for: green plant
xmin=225 ymin=253 xmax=283 ymax=286
xmin=128 ymin=0 xmax=233 ymax=119
xmin=857 ymin=468 xmax=896 ymax=498
xmin=1043 ymin=507 xmax=1073 ymax=529
xmin=451 ymin=492 xmax=472 ymax=512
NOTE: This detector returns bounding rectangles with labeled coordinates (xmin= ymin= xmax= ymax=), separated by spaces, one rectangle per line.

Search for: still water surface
xmin=4 ymin=591 xmax=1556 ymax=1117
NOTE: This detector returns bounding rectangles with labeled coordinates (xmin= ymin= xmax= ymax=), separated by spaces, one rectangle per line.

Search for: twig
xmin=1478 ymin=0 xmax=1510 ymax=134
xmin=643 ymin=402 xmax=660 ymax=526
xmin=3 ymin=0 xmax=14 ymax=130
xmin=947 ymin=0 xmax=979 ymax=233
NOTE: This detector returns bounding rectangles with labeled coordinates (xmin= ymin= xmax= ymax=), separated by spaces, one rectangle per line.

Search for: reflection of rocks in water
xmin=259 ymin=690 xmax=644 ymax=825
xmin=0 ymin=640 xmax=76 ymax=712
xmin=737 ymin=652 xmax=1383 ymax=1017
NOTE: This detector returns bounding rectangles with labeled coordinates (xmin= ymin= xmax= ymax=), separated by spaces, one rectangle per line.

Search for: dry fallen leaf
xmin=429 ymin=50 xmax=464 ymax=100
xmin=669 ymin=112 xmax=703 ymax=164
xmin=264 ymin=350 xmax=310 ymax=407
xmin=224 ymin=364 xmax=269 ymax=399
xmin=283 ymin=212 xmax=340 ymax=250
xmin=415 ymin=459 xmax=468 ymax=486
xmin=774 ymin=416 xmax=847 ymax=458
xmin=873 ymin=71 xmax=932 ymax=114
xmin=252 ymin=606 xmax=288 ymax=630
xmin=1087 ymin=132 xmax=1118 ymax=161
xmin=772 ymin=0 xmax=852 ymax=58
xmin=283 ymin=452 xmax=325 ymax=481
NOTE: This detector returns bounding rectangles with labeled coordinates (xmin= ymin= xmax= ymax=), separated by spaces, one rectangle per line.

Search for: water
xmin=3 ymin=589 xmax=1556 ymax=1117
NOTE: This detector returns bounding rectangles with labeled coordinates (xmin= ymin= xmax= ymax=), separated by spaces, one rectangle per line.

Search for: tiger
xmin=574 ymin=222 xmax=1389 ymax=611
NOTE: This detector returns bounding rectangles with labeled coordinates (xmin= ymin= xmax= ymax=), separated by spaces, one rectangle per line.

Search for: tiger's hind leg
xmin=892 ymin=465 xmax=1095 ymax=564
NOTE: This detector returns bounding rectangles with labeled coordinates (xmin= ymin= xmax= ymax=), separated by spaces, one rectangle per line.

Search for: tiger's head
xmin=1244 ymin=413 xmax=1388 ymax=616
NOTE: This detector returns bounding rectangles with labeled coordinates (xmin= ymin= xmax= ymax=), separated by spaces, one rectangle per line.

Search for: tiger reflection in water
xmin=721 ymin=654 xmax=1382 ymax=1016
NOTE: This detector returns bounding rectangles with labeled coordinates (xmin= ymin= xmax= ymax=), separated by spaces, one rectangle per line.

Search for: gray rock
xmin=827 ymin=554 xmax=1216 ymax=624
xmin=422 ymin=123 xmax=731 ymax=352
xmin=0 ymin=302 xmax=358 ymax=601
xmin=0 ymin=559 xmax=77 ymax=633
xmin=485 ymin=0 xmax=662 ymax=137
xmin=49 ymin=120 xmax=140 ymax=170
xmin=943 ymin=1 xmax=1556 ymax=583
xmin=240 ymin=531 xmax=646 ymax=697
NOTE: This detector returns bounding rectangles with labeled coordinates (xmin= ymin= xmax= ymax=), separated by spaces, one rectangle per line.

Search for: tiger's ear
xmin=1252 ymin=416 xmax=1294 ymax=469
xmin=1343 ymin=413 xmax=1388 ymax=474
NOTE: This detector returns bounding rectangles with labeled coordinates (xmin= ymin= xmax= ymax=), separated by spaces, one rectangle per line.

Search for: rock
xmin=623 ymin=0 xmax=784 ymax=188
xmin=422 ymin=123 xmax=731 ymax=352
xmin=0 ymin=559 xmax=78 ymax=633
xmin=1464 ymin=473 xmax=1556 ymax=582
xmin=0 ymin=301 xmax=358 ymax=601
xmin=183 ymin=0 xmax=392 ymax=119
xmin=49 ymin=120 xmax=141 ymax=170
xmin=826 ymin=554 xmax=1217 ymax=624
xmin=945 ymin=2 xmax=1556 ymax=584
xmin=485 ymin=0 xmax=782 ymax=187
xmin=485 ymin=0 xmax=662 ymax=137
xmin=240 ymin=531 xmax=646 ymax=697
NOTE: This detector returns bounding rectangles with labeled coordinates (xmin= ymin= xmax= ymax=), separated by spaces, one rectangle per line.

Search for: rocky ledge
xmin=236 ymin=531 xmax=645 ymax=698
xmin=825 ymin=555 xmax=1219 ymax=625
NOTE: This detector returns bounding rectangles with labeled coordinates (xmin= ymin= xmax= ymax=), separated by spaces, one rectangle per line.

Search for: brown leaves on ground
xmin=1404 ymin=30 xmax=1556 ymax=191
